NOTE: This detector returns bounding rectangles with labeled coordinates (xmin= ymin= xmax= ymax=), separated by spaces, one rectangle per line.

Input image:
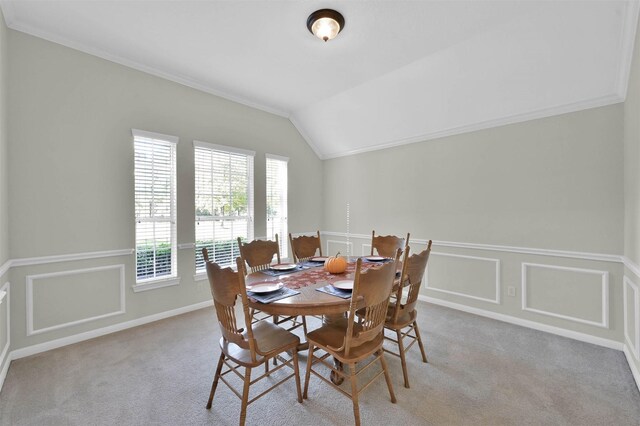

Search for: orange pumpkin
xmin=324 ymin=252 xmax=347 ymax=274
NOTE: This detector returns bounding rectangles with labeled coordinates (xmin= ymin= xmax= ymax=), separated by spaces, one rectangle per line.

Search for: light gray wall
xmin=323 ymin=106 xmax=626 ymax=343
xmin=324 ymin=105 xmax=624 ymax=253
xmin=623 ymin=11 xmax=640 ymax=383
xmin=6 ymin=30 xmax=323 ymax=350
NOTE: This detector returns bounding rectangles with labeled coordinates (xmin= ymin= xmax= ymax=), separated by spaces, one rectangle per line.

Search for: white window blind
xmin=133 ymin=129 xmax=178 ymax=282
xmin=266 ymin=154 xmax=288 ymax=258
xmin=194 ymin=141 xmax=255 ymax=272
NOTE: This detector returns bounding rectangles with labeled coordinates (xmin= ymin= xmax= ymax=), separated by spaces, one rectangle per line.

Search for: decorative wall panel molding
xmin=425 ymin=252 xmax=501 ymax=304
xmin=624 ymin=276 xmax=640 ymax=360
xmin=521 ymin=262 xmax=609 ymax=328
xmin=26 ymin=264 xmax=126 ymax=336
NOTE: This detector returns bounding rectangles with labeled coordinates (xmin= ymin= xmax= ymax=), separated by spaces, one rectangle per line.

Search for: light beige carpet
xmin=0 ymin=302 xmax=639 ymax=425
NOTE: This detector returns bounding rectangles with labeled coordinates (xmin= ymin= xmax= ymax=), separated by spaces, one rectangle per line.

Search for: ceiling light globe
xmin=312 ymin=17 xmax=340 ymax=42
xmin=307 ymin=9 xmax=345 ymax=42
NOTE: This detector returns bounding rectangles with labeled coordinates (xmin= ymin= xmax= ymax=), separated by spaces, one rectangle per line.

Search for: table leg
xmin=323 ymin=313 xmax=345 ymax=385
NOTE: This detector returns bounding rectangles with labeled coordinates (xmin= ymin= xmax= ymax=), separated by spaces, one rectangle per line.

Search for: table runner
xmin=273 ymin=260 xmax=386 ymax=290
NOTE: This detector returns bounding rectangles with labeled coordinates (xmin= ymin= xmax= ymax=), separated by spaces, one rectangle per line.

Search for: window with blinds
xmin=133 ymin=129 xmax=178 ymax=282
xmin=194 ymin=141 xmax=255 ymax=272
xmin=266 ymin=154 xmax=288 ymax=258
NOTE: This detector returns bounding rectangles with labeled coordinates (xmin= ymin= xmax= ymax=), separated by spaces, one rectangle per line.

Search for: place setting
xmin=362 ymin=255 xmax=393 ymax=263
xmin=316 ymin=279 xmax=353 ymax=299
xmin=261 ymin=262 xmax=304 ymax=276
xmin=246 ymin=281 xmax=300 ymax=304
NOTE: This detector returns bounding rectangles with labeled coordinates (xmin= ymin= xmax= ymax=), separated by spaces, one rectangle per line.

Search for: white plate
xmin=332 ymin=280 xmax=354 ymax=291
xmin=247 ymin=282 xmax=284 ymax=293
xmin=310 ymin=256 xmax=328 ymax=262
xmin=271 ymin=263 xmax=297 ymax=271
xmin=365 ymin=256 xmax=387 ymax=261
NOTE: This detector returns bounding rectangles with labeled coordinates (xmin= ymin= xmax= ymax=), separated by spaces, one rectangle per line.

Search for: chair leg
xmin=303 ymin=343 xmax=314 ymax=399
xmin=239 ymin=367 xmax=252 ymax=426
xmin=396 ymin=329 xmax=410 ymax=388
xmin=292 ymin=348 xmax=303 ymax=403
xmin=301 ymin=316 xmax=308 ymax=336
xmin=379 ymin=350 xmax=397 ymax=404
xmin=206 ymin=352 xmax=225 ymax=409
xmin=273 ymin=315 xmax=279 ymax=366
xmin=413 ymin=320 xmax=428 ymax=363
xmin=349 ymin=363 xmax=361 ymax=426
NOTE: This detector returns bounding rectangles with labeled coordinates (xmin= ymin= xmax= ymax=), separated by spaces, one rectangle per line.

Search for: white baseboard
xmin=10 ymin=300 xmax=212 ymax=360
xmin=624 ymin=345 xmax=640 ymax=392
xmin=418 ymin=295 xmax=623 ymax=351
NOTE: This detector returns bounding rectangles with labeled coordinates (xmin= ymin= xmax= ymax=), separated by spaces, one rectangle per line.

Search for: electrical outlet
xmin=507 ymin=286 xmax=516 ymax=297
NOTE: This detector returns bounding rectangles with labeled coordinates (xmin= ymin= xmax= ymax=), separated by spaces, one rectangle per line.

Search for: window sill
xmin=132 ymin=276 xmax=181 ymax=293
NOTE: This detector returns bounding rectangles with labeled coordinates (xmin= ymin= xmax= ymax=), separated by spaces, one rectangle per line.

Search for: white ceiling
xmin=1 ymin=1 xmax=638 ymax=159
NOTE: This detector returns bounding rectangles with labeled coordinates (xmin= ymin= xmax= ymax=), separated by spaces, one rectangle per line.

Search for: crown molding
xmin=2 ymin=14 xmax=290 ymax=119
xmin=321 ymin=93 xmax=625 ymax=159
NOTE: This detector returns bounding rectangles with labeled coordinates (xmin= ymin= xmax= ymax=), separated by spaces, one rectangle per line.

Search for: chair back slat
xmin=392 ymin=241 xmax=432 ymax=321
xmin=204 ymin=249 xmax=256 ymax=357
xmin=289 ymin=231 xmax=322 ymax=262
xmin=238 ymin=235 xmax=281 ymax=273
xmin=371 ymin=231 xmax=409 ymax=258
xmin=344 ymin=249 xmax=402 ymax=356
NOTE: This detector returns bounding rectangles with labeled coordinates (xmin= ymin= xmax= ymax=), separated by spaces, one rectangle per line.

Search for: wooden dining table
xmin=244 ymin=257 xmax=395 ymax=315
xmin=245 ymin=257 xmax=397 ymax=384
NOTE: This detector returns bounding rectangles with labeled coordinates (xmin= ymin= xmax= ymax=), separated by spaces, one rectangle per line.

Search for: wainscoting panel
xmin=425 ymin=252 xmax=501 ymax=304
xmin=522 ymin=263 xmax=609 ymax=328
xmin=624 ymin=276 xmax=640 ymax=360
xmin=0 ymin=282 xmax=9 ymax=372
xmin=27 ymin=265 xmax=126 ymax=336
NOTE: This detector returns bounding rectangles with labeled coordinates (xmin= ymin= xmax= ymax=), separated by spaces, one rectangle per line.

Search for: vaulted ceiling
xmin=1 ymin=1 xmax=638 ymax=159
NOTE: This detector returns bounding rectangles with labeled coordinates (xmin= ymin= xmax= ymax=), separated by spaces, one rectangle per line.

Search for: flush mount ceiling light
xmin=307 ymin=9 xmax=345 ymax=42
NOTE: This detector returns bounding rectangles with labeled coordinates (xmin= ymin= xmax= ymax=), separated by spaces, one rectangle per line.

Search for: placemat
xmin=261 ymin=265 xmax=307 ymax=277
xmin=362 ymin=257 xmax=394 ymax=264
xmin=247 ymin=287 xmax=300 ymax=304
xmin=301 ymin=260 xmax=325 ymax=268
xmin=316 ymin=285 xmax=352 ymax=299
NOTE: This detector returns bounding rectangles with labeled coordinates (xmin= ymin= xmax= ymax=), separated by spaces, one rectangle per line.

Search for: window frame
xmin=193 ymin=140 xmax=255 ymax=274
xmin=266 ymin=153 xmax=289 ymax=259
xmin=132 ymin=129 xmax=180 ymax=292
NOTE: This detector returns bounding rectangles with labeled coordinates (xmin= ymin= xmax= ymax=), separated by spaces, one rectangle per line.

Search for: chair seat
xmin=383 ymin=303 xmax=417 ymax=329
xmin=221 ymin=321 xmax=300 ymax=367
xmin=306 ymin=318 xmax=384 ymax=363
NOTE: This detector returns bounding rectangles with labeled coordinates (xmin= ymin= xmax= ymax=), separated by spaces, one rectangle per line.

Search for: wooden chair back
xmin=237 ymin=235 xmax=281 ymax=273
xmin=390 ymin=241 xmax=432 ymax=323
xmin=203 ymin=249 xmax=257 ymax=362
xmin=342 ymin=249 xmax=402 ymax=356
xmin=371 ymin=231 xmax=409 ymax=258
xmin=289 ymin=231 xmax=322 ymax=262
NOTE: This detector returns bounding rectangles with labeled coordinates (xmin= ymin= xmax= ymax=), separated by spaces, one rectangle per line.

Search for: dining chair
xmin=303 ymin=249 xmax=402 ymax=426
xmin=237 ymin=235 xmax=306 ymax=337
xmin=384 ymin=241 xmax=432 ymax=388
xmin=237 ymin=235 xmax=281 ymax=273
xmin=289 ymin=231 xmax=323 ymax=262
xmin=370 ymin=230 xmax=410 ymax=258
xmin=203 ymin=253 xmax=303 ymax=426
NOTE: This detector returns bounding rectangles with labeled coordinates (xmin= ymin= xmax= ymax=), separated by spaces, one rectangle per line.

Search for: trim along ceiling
xmin=1 ymin=1 xmax=638 ymax=159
